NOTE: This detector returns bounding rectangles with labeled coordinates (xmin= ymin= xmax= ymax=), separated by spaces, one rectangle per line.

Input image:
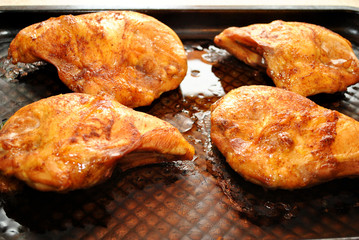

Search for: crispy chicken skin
xmin=0 ymin=93 xmax=194 ymax=192
xmin=8 ymin=11 xmax=187 ymax=108
xmin=211 ymin=85 xmax=359 ymax=189
xmin=214 ymin=20 xmax=359 ymax=96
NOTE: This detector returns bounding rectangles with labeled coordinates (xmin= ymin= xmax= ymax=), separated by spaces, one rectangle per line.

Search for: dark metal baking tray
xmin=1 ymin=7 xmax=359 ymax=240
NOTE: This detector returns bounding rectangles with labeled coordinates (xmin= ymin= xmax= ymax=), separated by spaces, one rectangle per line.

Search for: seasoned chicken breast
xmin=0 ymin=93 xmax=194 ymax=192
xmin=211 ymin=85 xmax=359 ymax=189
xmin=8 ymin=11 xmax=187 ymax=108
xmin=214 ymin=20 xmax=359 ymax=96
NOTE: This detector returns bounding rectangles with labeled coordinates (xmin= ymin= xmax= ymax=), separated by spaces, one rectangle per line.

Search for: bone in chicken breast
xmin=0 ymin=93 xmax=194 ymax=192
xmin=8 ymin=11 xmax=187 ymax=108
xmin=214 ymin=20 xmax=359 ymax=97
xmin=211 ymin=85 xmax=359 ymax=189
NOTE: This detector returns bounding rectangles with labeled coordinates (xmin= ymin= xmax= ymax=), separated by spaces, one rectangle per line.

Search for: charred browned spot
xmin=216 ymin=118 xmax=231 ymax=133
xmin=35 ymin=22 xmax=45 ymax=30
xmin=76 ymin=36 xmax=90 ymax=50
xmin=104 ymin=119 xmax=114 ymax=140
xmin=82 ymin=131 xmax=101 ymax=141
xmin=78 ymin=94 xmax=90 ymax=104
xmin=278 ymin=132 xmax=294 ymax=149
xmin=310 ymin=110 xmax=339 ymax=161
xmin=1 ymin=141 xmax=12 ymax=151
xmin=73 ymin=116 xmax=114 ymax=142
xmin=69 ymin=136 xmax=77 ymax=144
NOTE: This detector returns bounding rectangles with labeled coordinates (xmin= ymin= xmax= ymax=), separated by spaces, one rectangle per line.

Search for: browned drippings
xmin=1 ymin=40 xmax=359 ymax=239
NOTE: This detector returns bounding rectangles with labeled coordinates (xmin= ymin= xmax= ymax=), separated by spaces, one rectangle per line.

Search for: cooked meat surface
xmin=8 ymin=11 xmax=187 ymax=108
xmin=0 ymin=93 xmax=194 ymax=192
xmin=214 ymin=20 xmax=359 ymax=96
xmin=211 ymin=85 xmax=359 ymax=189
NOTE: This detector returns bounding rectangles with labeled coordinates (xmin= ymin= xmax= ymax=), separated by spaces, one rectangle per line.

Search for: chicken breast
xmin=8 ymin=11 xmax=187 ymax=108
xmin=0 ymin=93 xmax=194 ymax=192
xmin=214 ymin=20 xmax=359 ymax=96
xmin=211 ymin=85 xmax=359 ymax=189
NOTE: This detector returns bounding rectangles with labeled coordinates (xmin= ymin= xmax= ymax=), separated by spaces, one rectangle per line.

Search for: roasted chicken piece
xmin=214 ymin=20 xmax=359 ymax=96
xmin=0 ymin=93 xmax=194 ymax=192
xmin=8 ymin=11 xmax=187 ymax=108
xmin=211 ymin=85 xmax=359 ymax=189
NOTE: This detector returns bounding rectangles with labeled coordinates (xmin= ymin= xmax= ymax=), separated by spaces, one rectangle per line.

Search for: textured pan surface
xmin=0 ymin=8 xmax=359 ymax=240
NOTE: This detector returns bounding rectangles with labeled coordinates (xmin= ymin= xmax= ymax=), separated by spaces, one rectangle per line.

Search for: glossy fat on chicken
xmin=211 ymin=85 xmax=359 ymax=189
xmin=8 ymin=11 xmax=187 ymax=108
xmin=0 ymin=93 xmax=194 ymax=192
xmin=214 ymin=20 xmax=359 ymax=96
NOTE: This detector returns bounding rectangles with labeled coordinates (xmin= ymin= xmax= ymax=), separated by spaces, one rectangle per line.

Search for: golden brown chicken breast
xmin=211 ymin=85 xmax=359 ymax=189
xmin=0 ymin=93 xmax=194 ymax=192
xmin=8 ymin=11 xmax=187 ymax=108
xmin=214 ymin=20 xmax=359 ymax=96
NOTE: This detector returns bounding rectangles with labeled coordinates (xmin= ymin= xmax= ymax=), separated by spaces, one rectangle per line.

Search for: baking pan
xmin=1 ymin=7 xmax=359 ymax=240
